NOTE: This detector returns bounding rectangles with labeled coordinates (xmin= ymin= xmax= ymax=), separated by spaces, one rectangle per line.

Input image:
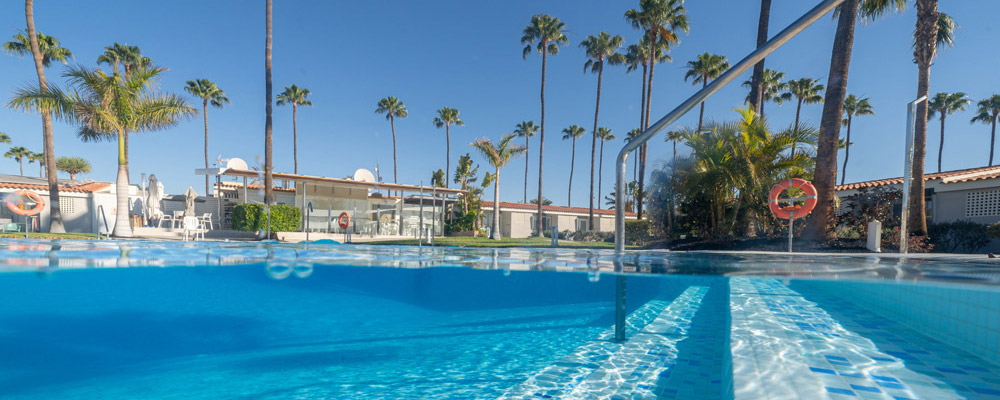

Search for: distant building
xmin=479 ymin=201 xmax=638 ymax=239
xmin=0 ymin=174 xmax=117 ymax=233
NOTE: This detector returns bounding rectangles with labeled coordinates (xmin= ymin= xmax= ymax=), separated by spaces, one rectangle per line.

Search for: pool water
xmin=0 ymin=240 xmax=999 ymax=399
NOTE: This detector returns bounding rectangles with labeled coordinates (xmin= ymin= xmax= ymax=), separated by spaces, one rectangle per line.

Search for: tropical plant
xmin=522 ymin=14 xmax=568 ymax=234
xmin=529 ymin=197 xmax=553 ymax=206
xmin=27 ymin=151 xmax=44 ymax=176
xmin=431 ymin=169 xmax=446 ymax=188
xmin=184 ymin=79 xmax=230 ymax=194
xmin=55 ymin=156 xmax=90 ymax=180
xmin=513 ymin=120 xmax=538 ymax=203
xmin=580 ymin=32 xmax=625 ymax=224
xmin=470 ymin=134 xmax=527 ymax=240
xmin=748 ymin=0 xmax=772 ymax=114
xmin=625 ymin=128 xmax=641 ymax=181
xmin=2 ymin=30 xmax=72 ymax=66
xmin=4 ymin=146 xmax=30 ymax=176
xmin=781 ymin=77 xmax=824 ymax=155
xmin=561 ymin=125 xmax=585 ymax=207
xmin=605 ymin=180 xmax=639 ymax=214
xmin=742 ymin=68 xmax=786 ymax=115
xmin=276 ymin=84 xmax=312 ymax=174
xmin=0 ymin=132 xmax=9 ymax=144
xmin=433 ymin=107 xmax=464 ymax=188
xmin=625 ymin=0 xmax=688 ymax=220
xmin=971 ymin=95 xmax=1000 ymax=166
xmin=96 ymin=42 xmax=153 ymax=169
xmin=596 ymin=127 xmax=615 ymax=210
xmin=375 ymin=96 xmax=407 ymax=188
xmin=264 ymin=0 xmax=274 ymax=208
xmin=684 ymin=52 xmax=729 ymax=131
xmin=927 ymin=92 xmax=970 ymax=172
xmin=453 ymin=153 xmax=479 ymax=214
xmin=9 ymin=65 xmax=195 ymax=237
xmin=840 ymin=95 xmax=874 ymax=185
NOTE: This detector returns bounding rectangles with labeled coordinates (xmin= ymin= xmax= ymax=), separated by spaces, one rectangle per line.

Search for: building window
xmin=530 ymin=215 xmax=551 ymax=233
xmin=59 ymin=197 xmax=74 ymax=215
xmin=575 ymin=217 xmax=589 ymax=232
xmin=966 ymin=190 xmax=1000 ymax=217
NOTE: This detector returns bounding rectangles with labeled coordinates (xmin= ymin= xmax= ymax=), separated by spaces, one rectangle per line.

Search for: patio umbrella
xmin=184 ymin=186 xmax=198 ymax=217
xmin=146 ymin=174 xmax=163 ymax=219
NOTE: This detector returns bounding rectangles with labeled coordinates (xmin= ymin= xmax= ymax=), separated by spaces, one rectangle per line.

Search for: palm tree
xmin=433 ymin=107 xmax=464 ymax=188
xmin=2 ymin=30 xmax=72 ymax=66
xmin=529 ymin=197 xmax=553 ymax=205
xmin=971 ymin=95 xmax=1000 ymax=166
xmin=470 ymin=134 xmax=527 ymax=240
xmin=0 ymin=132 xmax=10 ymax=145
xmin=513 ymin=121 xmax=538 ymax=203
xmin=264 ymin=0 xmax=274 ymax=208
xmin=625 ymin=128 xmax=641 ymax=181
xmin=581 ymin=32 xmax=625 ymax=226
xmin=684 ymin=52 xmax=729 ymax=132
xmin=96 ymin=42 xmax=152 ymax=170
xmin=928 ymin=92 xmax=970 ymax=172
xmin=596 ymin=127 xmax=615 ymax=211
xmin=748 ymin=0 xmax=772 ymax=114
xmin=909 ymin=5 xmax=956 ymax=236
xmin=561 ymin=125 xmax=585 ymax=207
xmin=454 ymin=153 xmax=479 ymax=214
xmin=781 ymin=77 xmax=824 ymax=155
xmin=28 ymin=151 xmax=44 ymax=176
xmin=56 ymin=156 xmax=90 ymax=180
xmin=742 ymin=68 xmax=787 ymax=115
xmin=276 ymin=85 xmax=312 ymax=175
xmin=626 ymin=0 xmax=688 ymax=219
xmin=840 ymin=95 xmax=874 ymax=185
xmin=184 ymin=79 xmax=230 ymax=195
xmin=430 ymin=169 xmax=446 ymax=188
xmin=5 ymin=3 xmax=72 ymax=233
xmin=806 ymin=0 xmax=904 ymax=241
xmin=4 ymin=146 xmax=30 ymax=176
xmin=9 ymin=65 xmax=195 ymax=237
xmin=522 ymin=14 xmax=568 ymax=234
xmin=375 ymin=96 xmax=407 ymax=188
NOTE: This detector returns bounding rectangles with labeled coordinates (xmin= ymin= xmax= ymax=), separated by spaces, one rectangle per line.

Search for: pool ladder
xmin=97 ymin=204 xmax=110 ymax=240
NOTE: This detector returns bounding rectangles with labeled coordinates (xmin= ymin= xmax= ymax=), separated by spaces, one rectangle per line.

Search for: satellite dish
xmin=353 ymin=168 xmax=376 ymax=183
xmin=227 ymin=157 xmax=249 ymax=171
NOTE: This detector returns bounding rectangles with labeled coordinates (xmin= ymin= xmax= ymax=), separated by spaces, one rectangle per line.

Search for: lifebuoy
xmin=337 ymin=212 xmax=351 ymax=229
xmin=768 ymin=179 xmax=817 ymax=220
xmin=5 ymin=190 xmax=45 ymax=216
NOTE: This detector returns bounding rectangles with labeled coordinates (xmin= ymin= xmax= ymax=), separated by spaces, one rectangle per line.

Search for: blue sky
xmin=1 ymin=1 xmax=998 ymax=205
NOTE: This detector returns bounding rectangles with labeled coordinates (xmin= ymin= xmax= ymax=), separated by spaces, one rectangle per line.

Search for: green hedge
xmin=231 ymin=203 xmax=301 ymax=232
xmin=625 ymin=219 xmax=654 ymax=246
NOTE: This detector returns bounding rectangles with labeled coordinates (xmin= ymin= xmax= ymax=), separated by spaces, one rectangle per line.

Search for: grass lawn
xmin=0 ymin=232 xmax=99 ymax=240
xmin=370 ymin=236 xmax=636 ymax=249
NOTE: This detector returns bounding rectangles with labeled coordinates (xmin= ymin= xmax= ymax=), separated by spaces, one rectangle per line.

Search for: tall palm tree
xmin=840 ymin=95 xmax=874 ymax=185
xmin=748 ymin=0 xmax=772 ymax=114
xmin=470 ymin=134 xmax=527 ymax=240
xmin=581 ymin=31 xmax=625 ymax=226
xmin=433 ymin=107 xmax=464 ymax=188
xmin=2 ymin=30 xmax=72 ymax=66
xmin=28 ymin=151 xmax=44 ymax=176
xmin=596 ymin=127 xmax=615 ymax=211
xmin=561 ymin=125 xmax=585 ymax=207
xmin=806 ymin=0 xmax=904 ymax=241
xmin=742 ymin=68 xmax=787 ymax=116
xmin=626 ymin=0 xmax=688 ymax=219
xmin=513 ymin=121 xmax=538 ymax=203
xmin=971 ymin=95 xmax=1000 ymax=167
xmin=276 ymin=84 xmax=312 ymax=175
xmin=522 ymin=14 xmax=568 ymax=233
xmin=928 ymin=92 xmax=970 ymax=172
xmin=5 ymin=3 xmax=72 ymax=233
xmin=625 ymin=128 xmax=641 ymax=181
xmin=909 ymin=4 xmax=955 ymax=236
xmin=623 ymin=38 xmax=666 ymax=194
xmin=684 ymin=52 xmax=729 ymax=132
xmin=184 ymin=79 xmax=230 ymax=195
xmin=9 ymin=66 xmax=195 ymax=237
xmin=56 ymin=156 xmax=90 ymax=180
xmin=96 ymin=42 xmax=152 ymax=170
xmin=264 ymin=0 xmax=274 ymax=208
xmin=4 ymin=146 xmax=30 ymax=176
xmin=781 ymin=77 xmax=824 ymax=155
xmin=375 ymin=96 xmax=407 ymax=187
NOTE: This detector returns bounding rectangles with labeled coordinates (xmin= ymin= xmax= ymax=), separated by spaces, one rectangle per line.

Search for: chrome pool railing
xmin=613 ymin=0 xmax=847 ymax=253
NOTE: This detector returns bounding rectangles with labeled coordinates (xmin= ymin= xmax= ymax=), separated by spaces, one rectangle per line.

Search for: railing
xmin=97 ymin=204 xmax=110 ymax=239
xmin=614 ymin=0 xmax=846 ymax=253
xmin=305 ymin=202 xmax=313 ymax=242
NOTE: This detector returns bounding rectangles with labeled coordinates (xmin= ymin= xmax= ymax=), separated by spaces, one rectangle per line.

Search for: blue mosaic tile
xmin=850 ymin=384 xmax=881 ymax=393
xmin=826 ymin=386 xmax=857 ymax=396
xmin=811 ymin=367 xmax=837 ymax=375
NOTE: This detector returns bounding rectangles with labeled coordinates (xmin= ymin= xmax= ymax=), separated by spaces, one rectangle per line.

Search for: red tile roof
xmin=0 ymin=181 xmax=111 ymax=193
xmin=835 ymin=165 xmax=1000 ymax=191
xmin=482 ymin=201 xmax=637 ymax=217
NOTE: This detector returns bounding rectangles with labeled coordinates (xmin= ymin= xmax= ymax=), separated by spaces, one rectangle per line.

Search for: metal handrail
xmin=614 ymin=0 xmax=846 ymax=252
xmin=899 ymin=96 xmax=927 ymax=253
xmin=305 ymin=202 xmax=313 ymax=242
xmin=97 ymin=204 xmax=110 ymax=239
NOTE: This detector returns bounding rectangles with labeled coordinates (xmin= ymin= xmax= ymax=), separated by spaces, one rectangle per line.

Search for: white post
xmin=551 ymin=224 xmax=558 ymax=247
xmin=900 ymin=96 xmax=927 ymax=253
xmin=867 ymin=220 xmax=882 ymax=253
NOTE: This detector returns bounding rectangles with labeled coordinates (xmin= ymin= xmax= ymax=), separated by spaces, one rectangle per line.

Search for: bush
xmin=836 ymin=187 xmax=902 ymax=241
xmin=928 ymin=220 xmax=990 ymax=253
xmin=568 ymin=230 xmax=614 ymax=243
xmin=542 ymin=229 xmax=571 ymax=240
xmin=987 ymin=222 xmax=1000 ymax=239
xmin=881 ymin=227 xmax=934 ymax=253
xmin=445 ymin=211 xmax=477 ymax=235
xmin=625 ymin=219 xmax=654 ymax=246
xmin=231 ymin=203 xmax=301 ymax=232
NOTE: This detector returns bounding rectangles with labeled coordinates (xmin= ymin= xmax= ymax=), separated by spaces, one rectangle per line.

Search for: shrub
xmin=928 ymin=220 xmax=990 ymax=253
xmin=881 ymin=227 xmax=934 ymax=253
xmin=231 ymin=203 xmax=301 ymax=232
xmin=987 ymin=222 xmax=1000 ymax=239
xmin=567 ymin=230 xmax=614 ymax=243
xmin=445 ymin=211 xmax=477 ymax=235
xmin=836 ymin=187 xmax=902 ymax=241
xmin=625 ymin=219 xmax=654 ymax=246
xmin=542 ymin=229 xmax=571 ymax=240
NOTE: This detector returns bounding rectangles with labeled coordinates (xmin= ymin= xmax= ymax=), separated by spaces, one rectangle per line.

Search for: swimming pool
xmin=1 ymin=240 xmax=998 ymax=399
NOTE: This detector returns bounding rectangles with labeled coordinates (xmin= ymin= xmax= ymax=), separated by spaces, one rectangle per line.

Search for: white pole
xmin=900 ymin=96 xmax=927 ymax=253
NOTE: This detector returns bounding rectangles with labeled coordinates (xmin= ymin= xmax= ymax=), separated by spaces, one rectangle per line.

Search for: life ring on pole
xmin=6 ymin=190 xmax=45 ymax=216
xmin=337 ymin=212 xmax=351 ymax=229
xmin=768 ymin=179 xmax=817 ymax=220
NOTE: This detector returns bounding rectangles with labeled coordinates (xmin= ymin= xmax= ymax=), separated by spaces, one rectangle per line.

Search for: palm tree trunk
xmin=636 ymin=63 xmax=646 ymax=184
xmin=264 ymin=0 xmax=274 ymax=208
xmin=390 ymin=114 xmax=398 ymax=187
xmin=749 ymin=0 xmax=772 ymax=114
xmin=536 ymin=42 xmax=547 ymax=236
xmin=523 ymin=136 xmax=529 ymax=203
xmin=804 ymin=0 xmax=858 ymax=242
xmin=112 ymin=132 xmax=132 ymax=237
xmin=24 ymin=0 xmax=64 ymax=233
xmin=937 ymin=114 xmax=945 ymax=172
xmin=589 ymin=62 xmax=603 ymax=228
xmin=568 ymin=138 xmax=576 ymax=207
xmin=598 ymin=138 xmax=605 ymax=210
xmin=493 ymin=167 xmax=501 ymax=240
xmin=841 ymin=116 xmax=852 ymax=185
xmin=70 ymin=172 xmax=76 ymax=180
xmin=909 ymin=0 xmax=939 ymax=236
xmin=292 ymin=102 xmax=298 ymax=174
xmin=639 ymin=44 xmax=657 ymax=220
xmin=990 ymin=119 xmax=997 ymax=166
xmin=697 ymin=77 xmax=707 ymax=132
xmin=792 ymin=97 xmax=803 ymax=156
xmin=38 ymin=162 xmax=43 ymax=177
xmin=445 ymin=123 xmax=450 ymax=188
xmin=203 ymin=100 xmax=210 ymax=196
xmin=18 ymin=160 xmax=24 ymax=176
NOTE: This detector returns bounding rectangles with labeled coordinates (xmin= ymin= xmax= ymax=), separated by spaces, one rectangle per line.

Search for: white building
xmin=0 ymin=174 xmax=119 ymax=233
xmin=480 ymin=201 xmax=638 ymax=239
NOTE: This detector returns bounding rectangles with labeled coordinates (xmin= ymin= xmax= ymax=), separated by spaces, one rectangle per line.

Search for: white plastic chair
xmin=182 ymin=216 xmax=205 ymax=241
xmin=200 ymin=212 xmax=214 ymax=230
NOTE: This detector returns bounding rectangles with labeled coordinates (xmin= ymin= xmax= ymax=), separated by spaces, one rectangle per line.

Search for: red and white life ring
xmin=337 ymin=212 xmax=351 ymax=229
xmin=5 ymin=190 xmax=45 ymax=216
xmin=767 ymin=179 xmax=817 ymax=220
